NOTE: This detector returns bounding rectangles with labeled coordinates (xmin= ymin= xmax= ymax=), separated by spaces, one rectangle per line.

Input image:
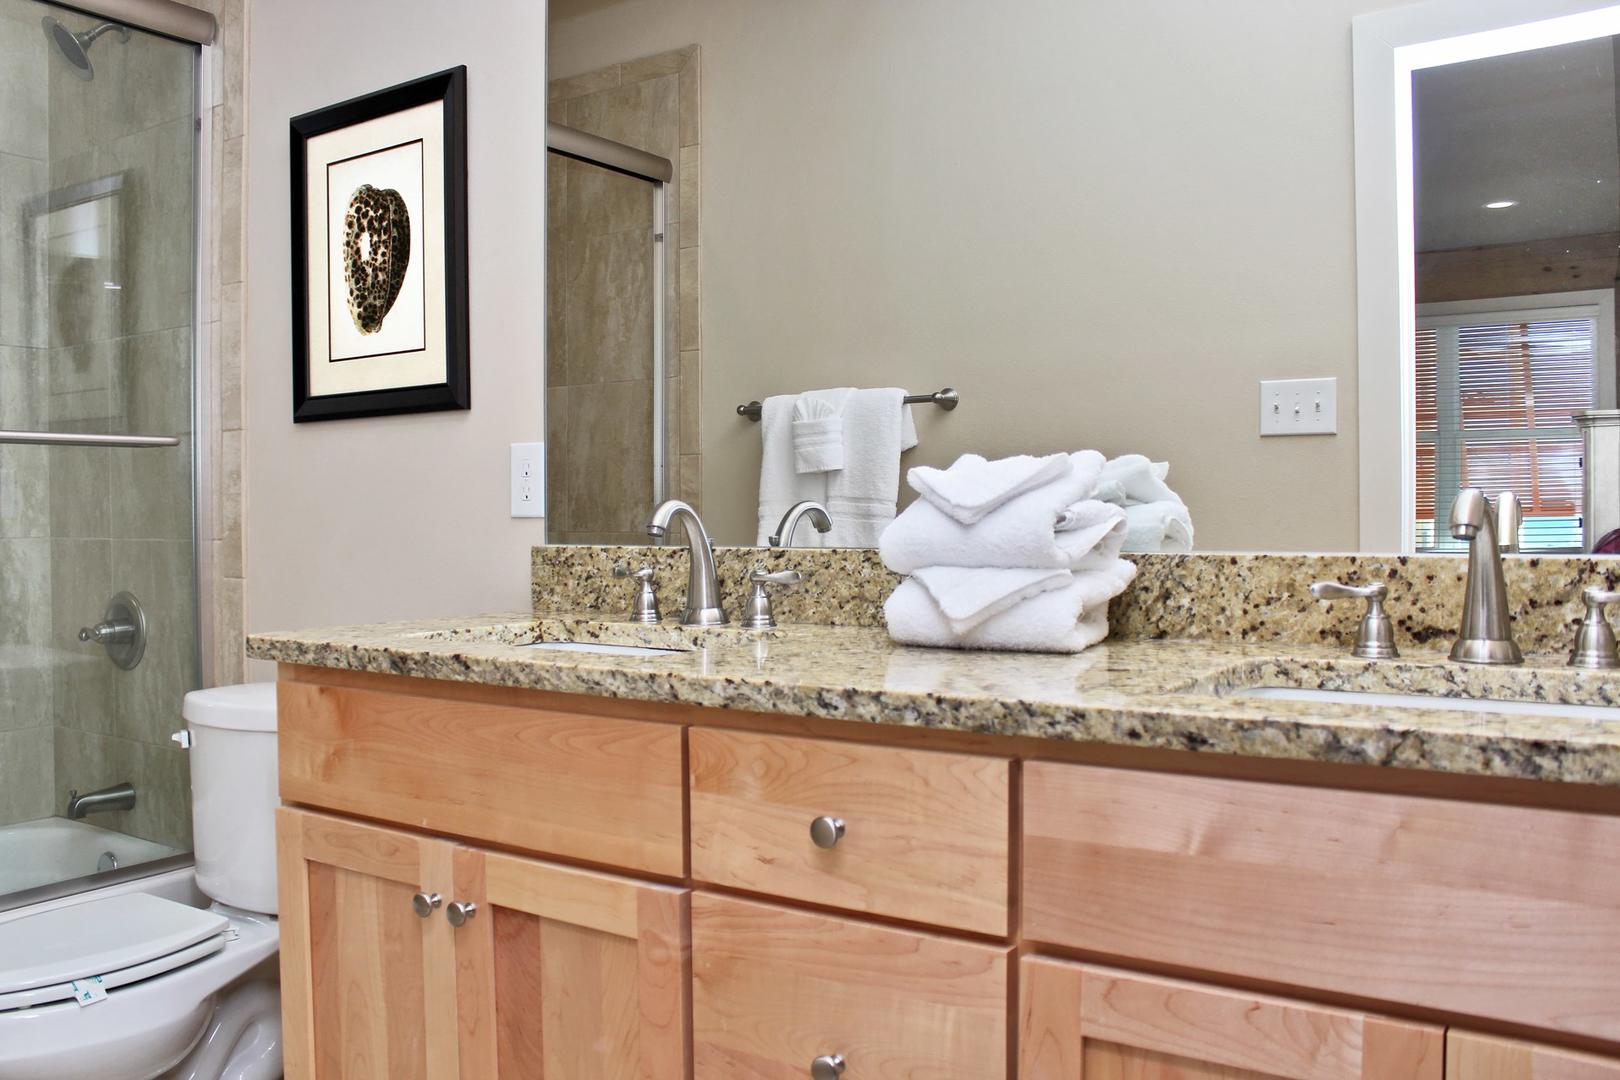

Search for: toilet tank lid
xmin=182 ymin=682 xmax=277 ymax=732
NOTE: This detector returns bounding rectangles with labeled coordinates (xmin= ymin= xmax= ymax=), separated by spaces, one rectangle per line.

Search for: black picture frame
xmin=289 ymin=66 xmax=469 ymax=422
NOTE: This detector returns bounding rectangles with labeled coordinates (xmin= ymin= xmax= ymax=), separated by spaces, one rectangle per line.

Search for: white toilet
xmin=0 ymin=683 xmax=284 ymax=1080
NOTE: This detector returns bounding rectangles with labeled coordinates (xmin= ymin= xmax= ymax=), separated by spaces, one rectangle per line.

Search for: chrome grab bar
xmin=0 ymin=430 xmax=179 ymax=448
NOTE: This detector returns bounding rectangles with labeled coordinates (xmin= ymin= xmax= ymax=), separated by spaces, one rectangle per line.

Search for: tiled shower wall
xmin=0 ymin=0 xmax=247 ymax=846
xmin=546 ymin=45 xmax=701 ymax=543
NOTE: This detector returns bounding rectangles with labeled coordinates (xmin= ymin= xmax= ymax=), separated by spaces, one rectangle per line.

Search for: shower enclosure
xmin=0 ymin=0 xmax=202 ymax=907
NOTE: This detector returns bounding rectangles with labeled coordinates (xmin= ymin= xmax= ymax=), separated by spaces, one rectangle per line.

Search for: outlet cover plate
xmin=1260 ymin=377 xmax=1337 ymax=437
xmin=510 ymin=442 xmax=545 ymax=518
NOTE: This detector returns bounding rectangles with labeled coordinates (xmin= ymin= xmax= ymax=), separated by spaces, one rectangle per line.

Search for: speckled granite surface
xmin=248 ymin=613 xmax=1620 ymax=787
xmin=534 ymin=546 xmax=1620 ymax=655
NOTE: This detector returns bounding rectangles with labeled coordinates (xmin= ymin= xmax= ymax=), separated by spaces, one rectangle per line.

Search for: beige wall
xmin=551 ymin=0 xmax=1414 ymax=551
xmin=244 ymin=0 xmax=549 ymax=655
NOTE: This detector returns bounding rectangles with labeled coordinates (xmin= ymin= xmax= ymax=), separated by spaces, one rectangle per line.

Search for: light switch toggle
xmin=1259 ymin=378 xmax=1337 ymax=437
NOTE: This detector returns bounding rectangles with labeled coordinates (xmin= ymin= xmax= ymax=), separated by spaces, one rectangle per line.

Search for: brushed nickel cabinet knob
xmin=809 ymin=815 xmax=846 ymax=849
xmin=411 ymin=892 xmax=441 ymax=918
xmin=446 ymin=900 xmax=478 ymax=927
xmin=811 ymin=1053 xmax=847 ymax=1079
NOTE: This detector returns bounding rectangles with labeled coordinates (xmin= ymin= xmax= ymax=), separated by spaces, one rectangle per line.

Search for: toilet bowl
xmin=0 ymin=683 xmax=283 ymax=1080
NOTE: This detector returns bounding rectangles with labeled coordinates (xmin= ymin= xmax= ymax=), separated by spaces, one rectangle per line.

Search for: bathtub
xmin=0 ymin=817 xmax=182 ymax=897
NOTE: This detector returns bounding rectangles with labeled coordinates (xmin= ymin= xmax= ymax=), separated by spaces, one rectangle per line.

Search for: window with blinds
xmin=1414 ymin=308 xmax=1598 ymax=553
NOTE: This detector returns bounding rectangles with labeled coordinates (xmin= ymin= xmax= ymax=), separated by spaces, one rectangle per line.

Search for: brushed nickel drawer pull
xmin=810 ymin=815 xmax=846 ymax=849
xmin=446 ymin=900 xmax=478 ymax=927
xmin=411 ymin=892 xmax=441 ymax=918
xmin=811 ymin=1053 xmax=847 ymax=1079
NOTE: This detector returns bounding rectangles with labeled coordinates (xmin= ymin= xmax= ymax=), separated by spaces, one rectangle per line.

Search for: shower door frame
xmin=545 ymin=121 xmax=675 ymax=514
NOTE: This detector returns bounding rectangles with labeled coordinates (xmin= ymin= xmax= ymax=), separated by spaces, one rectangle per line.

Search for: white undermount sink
xmin=522 ymin=641 xmax=682 ymax=657
xmin=1236 ymin=686 xmax=1620 ymax=721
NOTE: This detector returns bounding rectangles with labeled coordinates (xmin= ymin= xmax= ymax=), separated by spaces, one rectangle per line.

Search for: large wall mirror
xmin=545 ymin=0 xmax=1620 ymax=556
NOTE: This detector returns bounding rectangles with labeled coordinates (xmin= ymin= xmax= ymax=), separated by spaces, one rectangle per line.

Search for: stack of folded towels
xmin=879 ymin=451 xmax=1138 ymax=653
xmin=1095 ymin=454 xmax=1194 ymax=554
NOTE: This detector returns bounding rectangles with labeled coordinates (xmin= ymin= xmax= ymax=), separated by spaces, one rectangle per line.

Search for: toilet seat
xmin=0 ymin=894 xmax=228 ymax=1012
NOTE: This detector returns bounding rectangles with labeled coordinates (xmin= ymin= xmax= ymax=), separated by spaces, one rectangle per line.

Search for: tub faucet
xmin=1448 ymin=488 xmax=1523 ymax=665
xmin=769 ymin=501 xmax=833 ymax=547
xmin=646 ymin=499 xmax=727 ymax=626
xmin=67 ymin=781 xmax=136 ymax=819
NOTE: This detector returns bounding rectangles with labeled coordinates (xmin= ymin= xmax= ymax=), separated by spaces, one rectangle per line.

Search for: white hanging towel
xmin=908 ymin=453 xmax=1073 ymax=525
xmin=824 ymin=388 xmax=918 ymax=547
xmin=791 ymin=388 xmax=854 ymax=474
xmin=879 ymin=451 xmax=1112 ymax=573
xmin=756 ymin=395 xmax=827 ymax=545
xmin=884 ymin=558 xmax=1137 ymax=653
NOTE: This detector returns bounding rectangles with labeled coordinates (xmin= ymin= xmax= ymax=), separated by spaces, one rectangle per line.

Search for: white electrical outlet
xmin=1259 ymin=377 xmax=1337 ymax=437
xmin=510 ymin=442 xmax=545 ymax=518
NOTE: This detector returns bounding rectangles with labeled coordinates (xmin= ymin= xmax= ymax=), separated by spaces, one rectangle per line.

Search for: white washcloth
xmin=909 ymin=566 xmax=1072 ymax=636
xmin=908 ymin=453 xmax=1073 ymax=525
xmin=1122 ymin=500 xmax=1194 ymax=553
xmin=757 ymin=395 xmax=828 ymax=545
xmin=1056 ymin=500 xmax=1130 ymax=570
xmin=824 ymin=388 xmax=918 ymax=547
xmin=1095 ymin=455 xmax=1178 ymax=506
xmin=885 ymin=558 xmax=1137 ymax=653
xmin=879 ymin=451 xmax=1109 ymax=572
xmin=792 ymin=388 xmax=853 ymax=474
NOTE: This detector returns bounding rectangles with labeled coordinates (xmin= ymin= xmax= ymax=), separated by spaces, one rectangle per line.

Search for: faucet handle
xmin=741 ymin=567 xmax=801 ymax=629
xmin=1569 ymin=586 xmax=1620 ymax=669
xmin=1310 ymin=581 xmax=1399 ymax=659
xmin=1496 ymin=490 xmax=1522 ymax=553
xmin=612 ymin=563 xmax=660 ymax=625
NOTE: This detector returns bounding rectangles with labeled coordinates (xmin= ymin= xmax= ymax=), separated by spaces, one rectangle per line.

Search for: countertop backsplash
xmin=533 ymin=545 xmax=1620 ymax=656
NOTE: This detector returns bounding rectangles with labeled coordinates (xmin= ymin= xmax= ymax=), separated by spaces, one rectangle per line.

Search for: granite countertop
xmin=247 ymin=613 xmax=1620 ymax=787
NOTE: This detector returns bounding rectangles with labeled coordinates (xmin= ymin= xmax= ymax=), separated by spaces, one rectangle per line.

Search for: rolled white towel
xmin=1122 ymin=500 xmax=1194 ymax=553
xmin=884 ymin=558 xmax=1137 ymax=653
xmin=791 ymin=388 xmax=852 ymax=474
xmin=1095 ymin=454 xmax=1178 ymax=506
xmin=880 ymin=451 xmax=1111 ymax=572
xmin=908 ymin=452 xmax=1075 ymax=525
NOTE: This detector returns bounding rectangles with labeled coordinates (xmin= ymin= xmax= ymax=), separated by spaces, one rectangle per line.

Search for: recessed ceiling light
xmin=1483 ymin=199 xmax=1518 ymax=210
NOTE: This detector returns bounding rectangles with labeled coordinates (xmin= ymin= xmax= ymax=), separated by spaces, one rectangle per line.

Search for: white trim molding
xmin=1351 ymin=0 xmax=1620 ymax=551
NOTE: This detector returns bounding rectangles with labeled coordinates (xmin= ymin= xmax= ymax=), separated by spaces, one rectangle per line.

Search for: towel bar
xmin=736 ymin=387 xmax=958 ymax=422
xmin=0 ymin=430 xmax=180 ymax=448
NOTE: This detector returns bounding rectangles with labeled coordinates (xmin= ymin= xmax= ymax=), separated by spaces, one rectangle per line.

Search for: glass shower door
xmin=0 ymin=0 xmax=200 ymax=903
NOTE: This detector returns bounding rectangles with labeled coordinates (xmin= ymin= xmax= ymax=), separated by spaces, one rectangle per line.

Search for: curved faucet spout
xmin=1448 ymin=488 xmax=1522 ymax=665
xmin=646 ymin=500 xmax=727 ymax=626
xmin=770 ymin=501 xmax=833 ymax=547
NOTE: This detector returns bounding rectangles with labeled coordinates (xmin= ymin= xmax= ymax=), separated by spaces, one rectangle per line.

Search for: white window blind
xmin=1414 ymin=310 xmax=1597 ymax=553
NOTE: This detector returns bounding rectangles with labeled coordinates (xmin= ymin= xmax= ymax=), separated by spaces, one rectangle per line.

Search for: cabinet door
xmin=452 ymin=846 xmax=690 ymax=1079
xmin=277 ymin=807 xmax=461 ymax=1080
xmin=1020 ymin=958 xmax=1442 ymax=1080
xmin=1448 ymin=1032 xmax=1620 ymax=1079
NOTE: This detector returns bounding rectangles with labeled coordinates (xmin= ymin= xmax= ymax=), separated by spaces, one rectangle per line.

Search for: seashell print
xmin=342 ymin=184 xmax=410 ymax=334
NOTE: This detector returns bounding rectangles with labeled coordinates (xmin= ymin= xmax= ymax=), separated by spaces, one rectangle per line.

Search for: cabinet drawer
xmin=691 ymin=893 xmax=1009 ymax=1079
xmin=278 ymin=682 xmax=685 ymax=876
xmin=689 ymin=728 xmax=1010 ymax=934
xmin=1023 ymin=763 xmax=1620 ymax=1043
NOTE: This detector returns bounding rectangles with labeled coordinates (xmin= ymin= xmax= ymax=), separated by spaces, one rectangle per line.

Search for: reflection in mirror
xmin=1413 ymin=36 xmax=1620 ymax=553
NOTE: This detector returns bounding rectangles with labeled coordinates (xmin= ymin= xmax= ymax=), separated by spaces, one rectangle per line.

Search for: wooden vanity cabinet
xmin=277 ymin=806 xmax=690 ymax=1080
xmin=1019 ymin=957 xmax=1444 ymax=1080
xmin=1447 ymin=1033 xmax=1620 ymax=1079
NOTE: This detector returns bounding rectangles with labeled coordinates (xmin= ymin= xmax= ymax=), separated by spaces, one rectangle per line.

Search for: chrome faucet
xmin=1448 ymin=488 xmax=1523 ymax=665
xmin=646 ymin=499 xmax=727 ymax=626
xmin=769 ymin=501 xmax=833 ymax=547
xmin=67 ymin=781 xmax=136 ymax=819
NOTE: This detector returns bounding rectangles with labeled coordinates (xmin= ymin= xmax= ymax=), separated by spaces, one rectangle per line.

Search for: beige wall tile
xmin=218 ymin=429 xmax=242 ymax=577
xmin=0 ymin=726 xmax=53 ymax=825
xmin=620 ymin=46 xmax=694 ymax=84
xmin=678 ymin=146 xmax=700 ymax=246
xmin=678 ymin=246 xmax=700 ymax=352
xmin=679 ymin=349 xmax=701 ymax=451
xmin=566 ymin=75 xmax=678 ymax=163
xmin=213 ymin=576 xmax=243 ymax=687
xmin=563 ymin=228 xmax=655 ymax=385
xmin=219 ymin=135 xmax=245 ymax=287
xmin=678 ymin=452 xmax=702 ymax=512
xmin=562 ymin=379 xmax=655 ymax=534
xmin=678 ymin=61 xmax=700 ymax=149
xmin=49 ymin=538 xmax=112 ymax=735
xmin=53 ymin=726 xmax=117 ymax=824
xmin=551 ymin=65 xmax=620 ymax=102
xmin=220 ymin=282 xmax=243 ymax=430
xmin=111 ymin=539 xmax=197 ymax=745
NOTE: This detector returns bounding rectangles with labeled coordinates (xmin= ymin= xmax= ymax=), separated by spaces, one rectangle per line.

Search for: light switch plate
xmin=510 ymin=442 xmax=545 ymax=517
xmin=1259 ymin=378 xmax=1337 ymax=437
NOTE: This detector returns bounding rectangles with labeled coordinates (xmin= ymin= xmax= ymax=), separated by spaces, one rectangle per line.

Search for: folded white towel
xmin=880 ymin=451 xmax=1110 ymax=572
xmin=824 ymin=388 xmax=918 ymax=547
xmin=1056 ymin=500 xmax=1131 ymax=570
xmin=909 ymin=566 xmax=1072 ymax=636
xmin=792 ymin=388 xmax=853 ymax=474
xmin=757 ymin=395 xmax=828 ymax=545
xmin=1122 ymin=500 xmax=1194 ymax=553
xmin=884 ymin=558 xmax=1137 ymax=653
xmin=1095 ymin=454 xmax=1178 ymax=506
xmin=908 ymin=453 xmax=1073 ymax=525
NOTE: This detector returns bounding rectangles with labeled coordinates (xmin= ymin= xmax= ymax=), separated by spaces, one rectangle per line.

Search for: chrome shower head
xmin=42 ymin=16 xmax=130 ymax=81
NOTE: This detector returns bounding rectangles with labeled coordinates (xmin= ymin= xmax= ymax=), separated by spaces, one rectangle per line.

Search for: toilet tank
xmin=182 ymin=683 xmax=279 ymax=914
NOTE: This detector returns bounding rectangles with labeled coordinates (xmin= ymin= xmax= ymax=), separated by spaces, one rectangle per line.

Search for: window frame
xmin=1413 ymin=289 xmax=1615 ymax=552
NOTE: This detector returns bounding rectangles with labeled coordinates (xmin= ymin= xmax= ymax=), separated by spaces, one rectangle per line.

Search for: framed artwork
xmin=289 ymin=66 xmax=469 ymax=421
